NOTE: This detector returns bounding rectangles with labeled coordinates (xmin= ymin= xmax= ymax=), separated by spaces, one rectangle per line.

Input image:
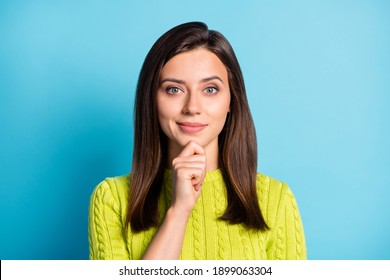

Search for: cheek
xmin=156 ymin=99 xmax=167 ymax=129
xmin=157 ymin=106 xmax=170 ymax=130
xmin=157 ymin=94 xmax=169 ymax=117
xmin=157 ymin=96 xmax=178 ymax=132
xmin=158 ymin=104 xmax=178 ymax=118
xmin=210 ymin=96 xmax=230 ymax=119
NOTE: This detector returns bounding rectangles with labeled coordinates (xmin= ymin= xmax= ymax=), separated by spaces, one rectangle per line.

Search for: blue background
xmin=1 ymin=0 xmax=389 ymax=260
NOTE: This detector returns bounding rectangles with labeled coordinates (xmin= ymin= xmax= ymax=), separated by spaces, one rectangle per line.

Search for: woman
xmin=88 ymin=22 xmax=307 ymax=260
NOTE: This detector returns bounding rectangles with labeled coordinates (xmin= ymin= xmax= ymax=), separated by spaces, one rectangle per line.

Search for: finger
xmin=175 ymin=166 xmax=204 ymax=181
xmin=178 ymin=140 xmax=205 ymax=157
xmin=172 ymin=155 xmax=206 ymax=167
xmin=173 ymin=161 xmax=206 ymax=171
xmin=174 ymin=165 xmax=205 ymax=189
xmin=193 ymin=182 xmax=202 ymax=192
xmin=188 ymin=168 xmax=204 ymax=186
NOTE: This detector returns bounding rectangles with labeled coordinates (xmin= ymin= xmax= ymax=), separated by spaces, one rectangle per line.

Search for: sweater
xmin=88 ymin=169 xmax=307 ymax=260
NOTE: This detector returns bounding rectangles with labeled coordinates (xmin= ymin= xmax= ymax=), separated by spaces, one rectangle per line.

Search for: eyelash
xmin=204 ymin=86 xmax=218 ymax=95
xmin=166 ymin=86 xmax=182 ymax=95
xmin=165 ymin=86 xmax=219 ymax=95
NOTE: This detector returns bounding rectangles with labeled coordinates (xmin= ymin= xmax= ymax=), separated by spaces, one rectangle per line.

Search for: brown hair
xmin=127 ymin=22 xmax=269 ymax=232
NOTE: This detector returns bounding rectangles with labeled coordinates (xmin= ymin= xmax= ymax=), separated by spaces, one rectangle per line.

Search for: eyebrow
xmin=159 ymin=75 xmax=224 ymax=85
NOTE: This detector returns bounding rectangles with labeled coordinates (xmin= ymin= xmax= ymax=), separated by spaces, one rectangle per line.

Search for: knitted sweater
xmin=88 ymin=169 xmax=307 ymax=260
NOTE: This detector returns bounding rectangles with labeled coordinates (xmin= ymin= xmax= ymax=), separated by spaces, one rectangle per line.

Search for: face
xmin=157 ymin=48 xmax=231 ymax=158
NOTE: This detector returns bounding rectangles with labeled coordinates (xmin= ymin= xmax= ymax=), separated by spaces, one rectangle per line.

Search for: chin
xmin=175 ymin=137 xmax=207 ymax=148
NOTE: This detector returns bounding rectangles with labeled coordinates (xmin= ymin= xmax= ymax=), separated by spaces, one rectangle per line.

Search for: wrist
xmin=166 ymin=205 xmax=192 ymax=222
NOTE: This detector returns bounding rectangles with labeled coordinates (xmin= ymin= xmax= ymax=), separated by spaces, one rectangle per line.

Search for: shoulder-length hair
xmin=127 ymin=22 xmax=269 ymax=232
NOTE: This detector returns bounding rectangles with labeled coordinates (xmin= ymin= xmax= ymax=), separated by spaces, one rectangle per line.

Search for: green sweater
xmin=88 ymin=169 xmax=307 ymax=260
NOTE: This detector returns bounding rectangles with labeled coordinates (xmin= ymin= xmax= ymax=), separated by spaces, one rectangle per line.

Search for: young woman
xmin=88 ymin=22 xmax=307 ymax=260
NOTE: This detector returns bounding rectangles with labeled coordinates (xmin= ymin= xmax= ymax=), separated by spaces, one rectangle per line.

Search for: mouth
xmin=176 ymin=122 xmax=208 ymax=133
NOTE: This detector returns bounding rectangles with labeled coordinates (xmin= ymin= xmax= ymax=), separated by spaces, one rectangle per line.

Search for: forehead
xmin=160 ymin=48 xmax=228 ymax=82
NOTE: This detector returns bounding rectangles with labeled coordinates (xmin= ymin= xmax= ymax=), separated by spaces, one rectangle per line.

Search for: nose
xmin=182 ymin=92 xmax=201 ymax=115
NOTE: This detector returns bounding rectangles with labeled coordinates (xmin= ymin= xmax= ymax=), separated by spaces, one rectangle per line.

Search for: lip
xmin=177 ymin=122 xmax=207 ymax=133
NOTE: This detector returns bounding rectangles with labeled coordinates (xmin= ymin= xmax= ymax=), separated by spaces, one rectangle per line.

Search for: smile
xmin=177 ymin=122 xmax=208 ymax=133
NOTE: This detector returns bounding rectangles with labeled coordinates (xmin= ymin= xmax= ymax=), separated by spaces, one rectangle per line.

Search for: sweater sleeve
xmin=88 ymin=179 xmax=129 ymax=260
xmin=266 ymin=182 xmax=307 ymax=260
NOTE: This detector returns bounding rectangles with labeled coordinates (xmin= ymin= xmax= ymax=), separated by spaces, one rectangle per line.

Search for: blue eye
xmin=204 ymin=87 xmax=218 ymax=95
xmin=166 ymin=87 xmax=181 ymax=95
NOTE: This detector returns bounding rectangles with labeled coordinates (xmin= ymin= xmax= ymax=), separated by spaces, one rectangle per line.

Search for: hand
xmin=142 ymin=141 xmax=206 ymax=259
xmin=171 ymin=141 xmax=206 ymax=215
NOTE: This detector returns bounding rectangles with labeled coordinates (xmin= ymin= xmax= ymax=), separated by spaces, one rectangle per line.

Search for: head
xmin=135 ymin=21 xmax=252 ymax=164
xmin=129 ymin=22 xmax=267 ymax=232
xmin=157 ymin=47 xmax=231 ymax=167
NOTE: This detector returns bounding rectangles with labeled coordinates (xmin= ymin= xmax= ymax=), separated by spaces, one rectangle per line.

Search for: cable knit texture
xmin=88 ymin=169 xmax=307 ymax=260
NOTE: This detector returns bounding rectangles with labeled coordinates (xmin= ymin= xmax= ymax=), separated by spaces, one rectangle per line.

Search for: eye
xmin=166 ymin=86 xmax=182 ymax=95
xmin=204 ymin=86 xmax=218 ymax=95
